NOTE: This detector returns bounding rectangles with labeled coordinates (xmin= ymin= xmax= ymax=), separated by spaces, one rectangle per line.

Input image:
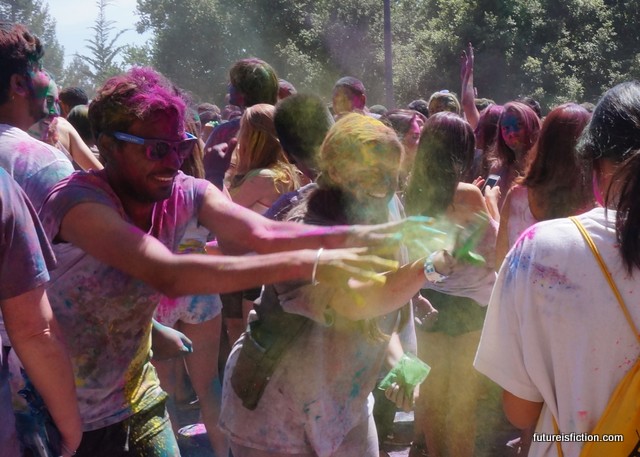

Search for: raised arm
xmin=2 ymin=286 xmax=82 ymax=456
xmin=460 ymin=42 xmax=481 ymax=129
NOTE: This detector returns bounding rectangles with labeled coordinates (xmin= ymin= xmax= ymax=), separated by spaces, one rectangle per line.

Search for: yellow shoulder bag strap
xmin=551 ymin=216 xmax=640 ymax=457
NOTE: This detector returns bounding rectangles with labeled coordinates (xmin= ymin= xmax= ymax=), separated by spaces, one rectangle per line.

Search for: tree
xmin=136 ymin=0 xmax=389 ymax=105
xmin=76 ymin=0 xmax=127 ymax=89
xmin=136 ymin=0 xmax=242 ymax=104
xmin=59 ymin=55 xmax=95 ymax=98
xmin=389 ymin=0 xmax=618 ymax=111
xmin=0 ymin=0 xmax=65 ymax=81
xmin=121 ymin=42 xmax=154 ymax=68
xmin=134 ymin=0 xmax=631 ymax=112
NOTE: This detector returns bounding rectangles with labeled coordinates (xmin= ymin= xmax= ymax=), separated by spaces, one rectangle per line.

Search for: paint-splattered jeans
xmin=75 ymin=399 xmax=180 ymax=457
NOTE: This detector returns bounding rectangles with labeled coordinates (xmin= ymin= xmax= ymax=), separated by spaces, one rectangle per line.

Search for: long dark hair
xmin=578 ymin=81 xmax=640 ymax=274
xmin=405 ymin=112 xmax=475 ymax=217
xmin=519 ymin=103 xmax=593 ymax=219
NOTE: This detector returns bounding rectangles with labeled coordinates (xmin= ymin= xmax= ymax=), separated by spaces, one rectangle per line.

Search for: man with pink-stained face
xmin=38 ymin=66 xmax=403 ymax=457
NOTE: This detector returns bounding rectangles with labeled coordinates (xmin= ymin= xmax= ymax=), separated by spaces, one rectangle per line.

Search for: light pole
xmin=383 ymin=0 xmax=395 ymax=108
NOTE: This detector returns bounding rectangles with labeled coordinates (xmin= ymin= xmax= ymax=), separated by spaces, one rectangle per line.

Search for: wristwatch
xmin=424 ymin=252 xmax=447 ymax=283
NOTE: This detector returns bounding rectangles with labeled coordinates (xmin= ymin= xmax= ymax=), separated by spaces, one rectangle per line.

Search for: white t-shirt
xmin=474 ymin=207 xmax=640 ymax=456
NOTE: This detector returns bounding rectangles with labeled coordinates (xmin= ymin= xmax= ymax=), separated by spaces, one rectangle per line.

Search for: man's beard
xmin=28 ymin=98 xmax=48 ymax=125
xmin=26 ymin=83 xmax=49 ymax=125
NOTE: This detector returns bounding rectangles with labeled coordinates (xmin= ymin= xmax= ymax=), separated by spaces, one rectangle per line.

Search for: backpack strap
xmin=552 ymin=416 xmax=564 ymax=457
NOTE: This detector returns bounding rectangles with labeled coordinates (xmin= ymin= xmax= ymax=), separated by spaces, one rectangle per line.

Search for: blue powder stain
xmin=505 ymin=250 xmax=531 ymax=286
xmin=350 ymin=383 xmax=360 ymax=398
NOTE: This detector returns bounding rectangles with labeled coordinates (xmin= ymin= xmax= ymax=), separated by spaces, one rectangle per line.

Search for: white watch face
xmin=424 ymin=259 xmax=445 ymax=283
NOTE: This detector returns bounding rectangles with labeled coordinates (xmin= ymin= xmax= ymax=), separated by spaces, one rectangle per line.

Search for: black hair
xmin=0 ymin=22 xmax=44 ymax=104
xmin=407 ymin=99 xmax=429 ymax=118
xmin=274 ymin=93 xmax=333 ymax=168
xmin=578 ymin=81 xmax=640 ymax=274
xmin=59 ymin=86 xmax=89 ymax=108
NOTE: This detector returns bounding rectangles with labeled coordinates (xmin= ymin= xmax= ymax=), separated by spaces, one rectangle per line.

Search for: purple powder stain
xmin=506 ymin=251 xmax=577 ymax=291
xmin=530 ymin=263 xmax=577 ymax=291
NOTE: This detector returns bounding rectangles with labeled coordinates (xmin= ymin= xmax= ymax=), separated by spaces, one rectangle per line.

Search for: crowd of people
xmin=0 ymin=20 xmax=638 ymax=457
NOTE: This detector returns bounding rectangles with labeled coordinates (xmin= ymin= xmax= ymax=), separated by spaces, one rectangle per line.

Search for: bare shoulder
xmin=454 ymin=182 xmax=485 ymax=210
xmin=231 ymin=172 xmax=277 ymax=196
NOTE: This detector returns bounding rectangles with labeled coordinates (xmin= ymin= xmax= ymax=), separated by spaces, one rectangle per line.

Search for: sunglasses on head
xmin=111 ymin=131 xmax=197 ymax=161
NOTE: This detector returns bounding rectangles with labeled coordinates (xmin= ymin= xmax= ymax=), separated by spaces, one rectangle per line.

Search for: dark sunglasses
xmin=112 ymin=131 xmax=197 ymax=161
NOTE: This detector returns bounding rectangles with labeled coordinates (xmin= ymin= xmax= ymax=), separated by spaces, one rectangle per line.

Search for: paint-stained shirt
xmin=0 ymin=124 xmax=74 ymax=211
xmin=0 ymin=168 xmax=55 ymax=454
xmin=40 ymin=170 xmax=209 ymax=431
xmin=220 ymin=202 xmax=401 ymax=457
xmin=0 ymin=124 xmax=73 ymax=346
xmin=474 ymin=207 xmax=640 ymax=457
xmin=154 ymin=219 xmax=222 ymax=327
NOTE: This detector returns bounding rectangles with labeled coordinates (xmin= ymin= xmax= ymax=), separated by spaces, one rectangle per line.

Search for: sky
xmin=47 ymin=0 xmax=151 ymax=65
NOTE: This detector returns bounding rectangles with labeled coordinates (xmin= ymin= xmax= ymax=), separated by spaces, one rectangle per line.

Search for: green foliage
xmin=59 ymin=55 xmax=95 ymax=98
xmin=0 ymin=0 xmax=65 ymax=81
xmin=76 ymin=0 xmax=127 ymax=89
xmin=121 ymin=43 xmax=154 ymax=68
xmin=133 ymin=0 xmax=638 ymax=113
xmin=136 ymin=0 xmax=234 ymax=104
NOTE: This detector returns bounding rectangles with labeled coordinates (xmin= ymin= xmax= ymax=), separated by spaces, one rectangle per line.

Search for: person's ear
xmin=10 ymin=74 xmax=30 ymax=98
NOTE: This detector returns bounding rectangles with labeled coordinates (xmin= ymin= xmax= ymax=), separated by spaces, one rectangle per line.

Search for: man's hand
xmin=342 ymin=216 xmax=448 ymax=261
xmin=314 ymin=247 xmax=400 ymax=286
